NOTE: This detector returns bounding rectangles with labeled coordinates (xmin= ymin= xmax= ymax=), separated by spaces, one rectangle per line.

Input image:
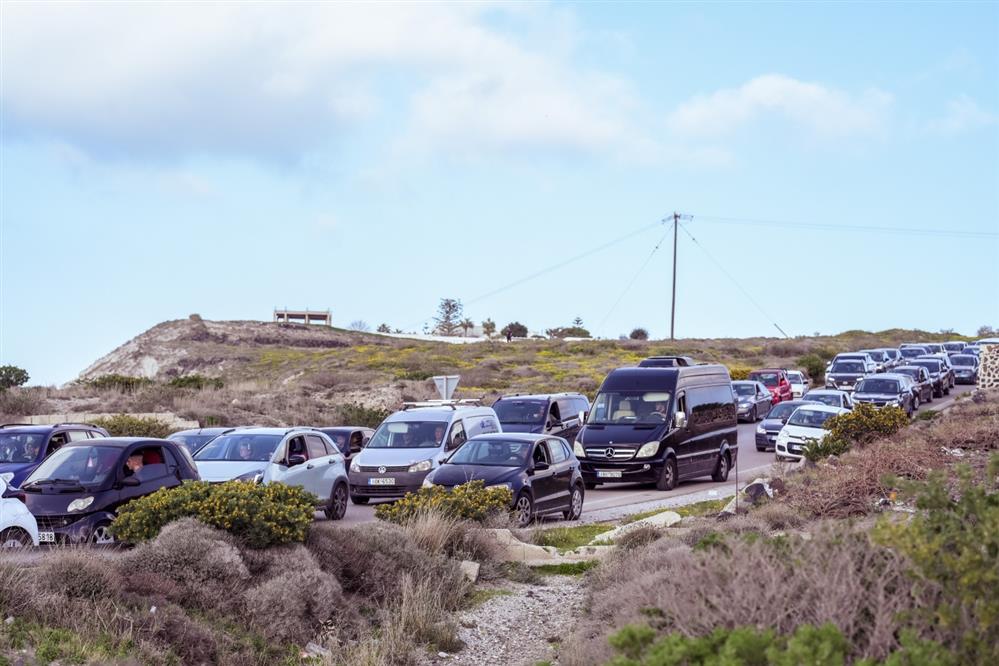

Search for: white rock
xmin=459 ymin=560 xmax=480 ymax=583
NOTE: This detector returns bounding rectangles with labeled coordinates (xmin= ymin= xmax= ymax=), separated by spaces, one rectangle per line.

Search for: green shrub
xmin=111 ymin=481 xmax=316 ymax=548
xmin=335 ymin=402 xmax=390 ymax=428
xmin=803 ymin=434 xmax=852 ymax=462
xmin=85 ymin=374 xmax=153 ymax=392
xmin=375 ymin=480 xmax=513 ymax=524
xmin=90 ymin=413 xmax=173 ymax=438
xmin=168 ymin=374 xmax=224 ymax=390
xmin=727 ymin=365 xmax=752 ymax=380
xmin=796 ymin=354 xmax=826 ymax=383
xmin=826 ymin=402 xmax=909 ymax=447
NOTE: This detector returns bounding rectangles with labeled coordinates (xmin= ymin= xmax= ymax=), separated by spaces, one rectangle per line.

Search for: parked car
xmin=167 ymin=427 xmax=234 ymax=455
xmin=22 ymin=438 xmax=199 ymax=545
xmin=801 ymin=389 xmax=855 ymax=410
xmin=748 ymin=368 xmax=793 ymax=404
xmin=942 ymin=341 xmax=967 ymax=354
xmin=0 ymin=423 xmax=109 ymax=489
xmin=423 ymin=434 xmax=584 ymax=527
xmin=898 ymin=346 xmax=930 ymax=360
xmin=775 ymin=405 xmax=849 ymax=462
xmin=194 ymin=427 xmax=349 ymax=520
xmin=348 ymin=401 xmax=501 ymax=504
xmin=316 ymin=427 xmax=374 ymax=458
xmin=916 ymin=354 xmax=955 ymax=388
xmin=852 ymin=375 xmax=918 ymax=417
xmin=491 ymin=393 xmax=590 ymax=441
xmin=893 ymin=365 xmax=934 ymax=404
xmin=732 ymin=381 xmax=773 ymax=422
xmin=576 ymin=362 xmax=737 ymax=491
xmin=908 ymin=358 xmax=950 ymax=398
xmin=949 ymin=354 xmax=980 ymax=384
xmin=824 ymin=359 xmax=868 ymax=392
xmin=755 ymin=399 xmax=821 ymax=452
xmin=0 ymin=475 xmax=39 ymax=548
xmin=878 ymin=348 xmax=903 ymax=370
xmin=786 ymin=371 xmax=808 ymax=398
xmin=829 ymin=353 xmax=878 ymax=374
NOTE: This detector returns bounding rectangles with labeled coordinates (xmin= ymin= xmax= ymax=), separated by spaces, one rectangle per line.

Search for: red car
xmin=748 ymin=368 xmax=793 ymax=404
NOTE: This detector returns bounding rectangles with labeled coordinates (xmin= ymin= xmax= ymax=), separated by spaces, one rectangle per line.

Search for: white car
xmin=0 ymin=475 xmax=39 ymax=548
xmin=193 ymin=427 xmax=350 ymax=520
xmin=802 ymin=389 xmax=854 ymax=410
xmin=786 ymin=371 xmax=808 ymax=399
xmin=775 ymin=404 xmax=849 ymax=461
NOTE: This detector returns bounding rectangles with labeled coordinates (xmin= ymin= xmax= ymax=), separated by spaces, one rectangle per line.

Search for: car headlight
xmin=408 ymin=459 xmax=432 ymax=473
xmin=635 ymin=441 xmax=659 ymax=458
xmin=756 ymin=424 xmax=766 ymax=434
xmin=234 ymin=470 xmax=263 ymax=483
xmin=68 ymin=497 xmax=94 ymax=512
xmin=573 ymin=440 xmax=585 ymax=458
xmin=738 ymin=401 xmax=750 ymax=408
xmin=350 ymin=457 xmax=361 ymax=473
xmin=0 ymin=472 xmax=13 ymax=484
xmin=421 ymin=476 xmax=436 ymax=489
xmin=488 ymin=481 xmax=515 ymax=491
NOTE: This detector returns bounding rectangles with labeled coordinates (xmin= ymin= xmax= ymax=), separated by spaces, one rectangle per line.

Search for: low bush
xmin=335 ymin=402 xmax=390 ymax=428
xmin=36 ymin=551 xmax=120 ymax=602
xmin=803 ymin=433 xmax=852 ymax=462
xmin=0 ymin=387 xmax=48 ymax=418
xmin=112 ymin=481 xmax=316 ymax=548
xmin=244 ymin=556 xmax=344 ymax=644
xmin=616 ymin=526 xmax=665 ymax=550
xmin=751 ymin=501 xmax=806 ymax=531
xmin=90 ymin=413 xmax=173 ymax=438
xmin=167 ymin=374 xmax=224 ymax=390
xmin=400 ymin=510 xmax=498 ymax=561
xmin=826 ymin=402 xmax=909 ymax=448
xmin=726 ymin=365 xmax=752 ymax=380
xmin=85 ymin=374 xmax=154 ymax=392
xmin=796 ymin=353 xmax=827 ymax=383
xmin=375 ymin=480 xmax=513 ymax=524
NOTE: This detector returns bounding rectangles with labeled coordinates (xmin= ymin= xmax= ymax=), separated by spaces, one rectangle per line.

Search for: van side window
xmin=479 ymin=418 xmax=499 ymax=435
xmin=676 ymin=393 xmax=687 ymax=416
xmin=548 ymin=403 xmax=561 ymax=426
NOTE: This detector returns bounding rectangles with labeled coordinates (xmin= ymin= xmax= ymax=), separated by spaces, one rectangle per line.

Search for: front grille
xmin=585 ymin=447 xmax=636 ymax=461
xmin=351 ymin=485 xmax=415 ymax=496
xmin=36 ymin=515 xmax=75 ymax=530
xmin=359 ymin=464 xmax=410 ymax=473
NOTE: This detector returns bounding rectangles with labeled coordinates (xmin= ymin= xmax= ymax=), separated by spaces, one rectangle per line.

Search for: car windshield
xmin=750 ymin=372 xmax=778 ymax=387
xmin=924 ymin=345 xmax=943 ymax=353
xmin=366 ymin=421 xmax=448 ymax=449
xmin=24 ymin=445 xmax=120 ymax=487
xmin=194 ymin=434 xmax=282 ymax=462
xmin=857 ymin=379 xmax=900 ymax=394
xmin=912 ymin=360 xmax=941 ymax=373
xmin=895 ymin=368 xmax=921 ymax=380
xmin=943 ymin=343 xmax=964 ymax=352
xmin=899 ymin=348 xmax=925 ymax=357
xmin=788 ymin=409 xmax=837 ymax=428
xmin=732 ymin=383 xmax=757 ymax=397
xmin=446 ymin=439 xmax=531 ymax=466
xmin=588 ymin=391 xmax=672 ymax=425
xmin=493 ymin=399 xmax=547 ymax=424
xmin=767 ymin=402 xmax=803 ymax=420
xmin=0 ymin=432 xmax=46 ymax=464
xmin=787 ymin=372 xmax=804 ymax=383
xmin=883 ymin=350 xmax=899 ymax=359
xmin=951 ymin=356 xmax=976 ymax=366
xmin=804 ymin=393 xmax=840 ymax=407
xmin=830 ymin=361 xmax=864 ymax=373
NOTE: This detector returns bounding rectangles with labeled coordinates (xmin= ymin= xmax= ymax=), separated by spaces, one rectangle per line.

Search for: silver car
xmin=731 ymin=381 xmax=773 ymax=422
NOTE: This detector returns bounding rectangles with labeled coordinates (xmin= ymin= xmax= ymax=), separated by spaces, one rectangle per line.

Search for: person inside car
xmin=124 ymin=452 xmax=144 ymax=476
xmin=332 ymin=433 xmax=348 ymax=455
xmin=238 ymin=439 xmax=254 ymax=461
xmin=433 ymin=425 xmax=446 ymax=445
xmin=20 ymin=438 xmax=41 ymax=462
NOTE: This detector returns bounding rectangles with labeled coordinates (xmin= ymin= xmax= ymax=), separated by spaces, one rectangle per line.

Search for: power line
xmin=692 ymin=214 xmax=998 ymax=239
xmin=597 ymin=222 xmax=673 ymax=332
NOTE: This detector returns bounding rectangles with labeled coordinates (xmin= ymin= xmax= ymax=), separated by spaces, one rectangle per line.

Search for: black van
xmin=574 ymin=360 xmax=737 ymax=491
xmin=491 ymin=393 xmax=591 ymax=441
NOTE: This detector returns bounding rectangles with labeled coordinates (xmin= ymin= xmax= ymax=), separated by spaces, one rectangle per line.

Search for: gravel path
xmin=426 ymin=575 xmax=586 ymax=666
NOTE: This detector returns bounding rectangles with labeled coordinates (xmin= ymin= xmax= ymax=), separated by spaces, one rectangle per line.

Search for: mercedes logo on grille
xmin=604 ymin=448 xmax=615 ymax=458
xmin=378 ymin=466 xmax=386 ymax=474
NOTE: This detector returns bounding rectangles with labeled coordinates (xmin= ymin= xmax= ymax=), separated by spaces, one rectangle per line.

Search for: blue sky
xmin=2 ymin=1 xmax=997 ymax=386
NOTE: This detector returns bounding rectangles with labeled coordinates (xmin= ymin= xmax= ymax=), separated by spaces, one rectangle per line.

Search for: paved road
xmin=333 ymin=383 xmax=977 ymax=526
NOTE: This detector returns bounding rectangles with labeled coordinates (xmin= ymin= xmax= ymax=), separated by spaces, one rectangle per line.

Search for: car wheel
xmin=656 ymin=457 xmax=678 ymax=491
xmin=711 ymin=452 xmax=730 ymax=482
xmin=90 ymin=522 xmax=115 ymax=546
xmin=0 ymin=528 xmax=32 ymax=549
xmin=584 ymin=482 xmax=597 ymax=491
xmin=325 ymin=483 xmax=348 ymax=520
xmin=756 ymin=446 xmax=766 ymax=452
xmin=350 ymin=495 xmax=370 ymax=505
xmin=563 ymin=485 xmax=584 ymax=521
xmin=944 ymin=384 xmax=951 ymax=395
xmin=514 ymin=493 xmax=534 ymax=527
xmin=913 ymin=395 xmax=920 ymax=410
xmin=750 ymin=406 xmax=757 ymax=422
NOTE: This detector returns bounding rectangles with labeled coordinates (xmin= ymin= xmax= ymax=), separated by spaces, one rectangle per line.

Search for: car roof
xmin=468 ymin=432 xmax=548 ymax=443
xmin=385 ymin=406 xmax=495 ymax=422
xmin=732 ymin=380 xmax=760 ymax=385
xmin=210 ymin=426 xmax=322 ymax=436
xmin=863 ymin=373 xmax=907 ymax=381
xmin=0 ymin=423 xmax=102 ymax=433
xmin=750 ymin=368 xmax=785 ymax=372
xmin=168 ymin=427 xmax=233 ymax=437
xmin=804 ymin=389 xmax=848 ymax=396
xmin=793 ymin=404 xmax=847 ymax=414
xmin=495 ymin=393 xmax=585 ymax=401
xmin=771 ymin=399 xmax=821 ymax=407
xmin=62 ymin=437 xmax=175 ymax=448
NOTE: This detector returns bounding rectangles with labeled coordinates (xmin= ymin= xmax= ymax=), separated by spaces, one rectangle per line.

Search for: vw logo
xmin=604 ymin=448 xmax=615 ymax=458
xmin=378 ymin=466 xmax=386 ymax=474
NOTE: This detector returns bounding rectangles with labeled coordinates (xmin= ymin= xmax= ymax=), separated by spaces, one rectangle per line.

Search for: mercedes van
xmin=574 ymin=359 xmax=737 ymax=491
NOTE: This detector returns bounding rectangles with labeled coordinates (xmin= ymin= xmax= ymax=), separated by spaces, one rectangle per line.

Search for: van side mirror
xmin=674 ymin=412 xmax=687 ymax=429
xmin=287 ymin=454 xmax=306 ymax=467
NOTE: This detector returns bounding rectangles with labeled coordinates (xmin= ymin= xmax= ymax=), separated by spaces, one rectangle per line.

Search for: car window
xmin=46 ymin=432 xmax=69 ymax=455
xmin=532 ymin=442 xmax=551 ymax=466
xmin=67 ymin=430 xmax=92 ymax=442
xmin=287 ymin=436 xmax=309 ymax=461
xmin=127 ymin=447 xmax=169 ymax=482
xmin=162 ymin=447 xmax=180 ymax=475
xmin=306 ymin=435 xmax=328 ymax=459
xmin=548 ymin=439 xmax=567 ymax=463
xmin=449 ymin=421 xmax=466 ymax=450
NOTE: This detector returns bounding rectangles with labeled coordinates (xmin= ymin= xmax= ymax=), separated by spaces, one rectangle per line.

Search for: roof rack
xmin=638 ymin=356 xmax=698 ymax=367
xmin=53 ymin=422 xmax=101 ymax=428
xmin=0 ymin=423 xmax=35 ymax=428
xmin=402 ymin=398 xmax=483 ymax=411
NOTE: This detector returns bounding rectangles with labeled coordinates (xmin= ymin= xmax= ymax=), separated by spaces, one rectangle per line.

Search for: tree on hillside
xmin=501 ymin=322 xmax=528 ymax=339
xmin=349 ymin=320 xmax=371 ymax=332
xmin=482 ymin=319 xmax=496 ymax=338
xmin=629 ymin=328 xmax=649 ymax=340
xmin=433 ymin=298 xmax=463 ymax=336
xmin=0 ymin=365 xmax=29 ymax=391
xmin=978 ymin=325 xmax=997 ymax=337
xmin=460 ymin=318 xmax=475 ymax=337
xmin=376 ymin=323 xmax=391 ymax=333
xmin=573 ymin=316 xmax=584 ymax=328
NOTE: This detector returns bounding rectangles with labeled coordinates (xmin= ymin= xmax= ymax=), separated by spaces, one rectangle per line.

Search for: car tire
xmin=750 ymin=406 xmax=757 ymax=422
xmin=514 ymin=492 xmax=534 ymax=527
xmin=0 ymin=528 xmax=32 ymax=549
xmin=656 ymin=457 xmax=678 ymax=491
xmin=944 ymin=384 xmax=951 ymax=395
xmin=756 ymin=446 xmax=766 ymax=452
xmin=711 ymin=452 xmax=730 ymax=482
xmin=90 ymin=521 xmax=115 ymax=546
xmin=563 ymin=485 xmax=584 ymax=521
xmin=325 ymin=483 xmax=348 ymax=521
xmin=913 ymin=396 xmax=920 ymax=411
xmin=584 ymin=482 xmax=597 ymax=491
xmin=350 ymin=495 xmax=370 ymax=505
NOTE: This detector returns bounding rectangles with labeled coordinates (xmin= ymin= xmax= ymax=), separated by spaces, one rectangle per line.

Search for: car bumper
xmin=775 ymin=440 xmax=805 ymax=461
xmin=34 ymin=512 xmax=111 ymax=545
xmin=954 ymin=373 xmax=977 ymax=384
xmin=580 ymin=459 xmax=661 ymax=484
xmin=755 ymin=432 xmax=779 ymax=449
xmin=348 ymin=469 xmax=428 ymax=499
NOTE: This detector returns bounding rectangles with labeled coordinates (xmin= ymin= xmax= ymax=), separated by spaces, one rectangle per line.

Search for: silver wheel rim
xmin=92 ymin=525 xmax=114 ymax=545
xmin=571 ymin=489 xmax=582 ymax=517
xmin=1 ymin=534 xmax=26 ymax=549
xmin=719 ymin=456 xmax=728 ymax=477
xmin=516 ymin=496 xmax=532 ymax=525
xmin=331 ymin=486 xmax=347 ymax=518
xmin=665 ymin=462 xmax=675 ymax=487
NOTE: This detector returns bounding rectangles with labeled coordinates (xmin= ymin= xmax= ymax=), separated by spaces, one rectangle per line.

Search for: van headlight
xmin=408 ymin=459 xmax=432 ymax=473
xmin=68 ymin=497 xmax=94 ymax=512
xmin=573 ymin=440 xmax=585 ymax=458
xmin=635 ymin=441 xmax=659 ymax=458
xmin=350 ymin=457 xmax=361 ymax=473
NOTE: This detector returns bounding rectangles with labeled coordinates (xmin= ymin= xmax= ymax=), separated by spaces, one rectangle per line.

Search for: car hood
xmin=760 ymin=417 xmax=787 ymax=431
xmin=355 ymin=448 xmax=441 ymax=467
xmin=0 ymin=461 xmax=34 ymax=477
xmin=23 ymin=487 xmax=112 ymax=515
xmin=430 ymin=464 xmax=520 ymax=487
xmin=577 ymin=423 xmax=667 ymax=447
xmin=500 ymin=423 xmax=544 ymax=434
xmin=854 ymin=392 xmax=902 ymax=401
xmin=781 ymin=425 xmax=830 ymax=440
xmin=195 ymin=461 xmax=266 ymax=482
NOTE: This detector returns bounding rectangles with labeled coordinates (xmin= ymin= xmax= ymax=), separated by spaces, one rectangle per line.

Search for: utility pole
xmin=670 ymin=212 xmax=679 ymax=340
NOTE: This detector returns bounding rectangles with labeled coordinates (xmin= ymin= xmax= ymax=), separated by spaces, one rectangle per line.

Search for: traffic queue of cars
xmin=0 ymin=341 xmax=987 ymax=547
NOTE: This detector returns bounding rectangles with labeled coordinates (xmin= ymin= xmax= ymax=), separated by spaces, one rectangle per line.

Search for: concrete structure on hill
xmin=980 ymin=344 xmax=999 ymax=389
xmin=273 ymin=308 xmax=332 ymax=326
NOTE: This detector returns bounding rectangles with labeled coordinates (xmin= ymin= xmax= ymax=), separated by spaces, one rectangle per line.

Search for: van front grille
xmin=585 ymin=447 xmax=636 ymax=461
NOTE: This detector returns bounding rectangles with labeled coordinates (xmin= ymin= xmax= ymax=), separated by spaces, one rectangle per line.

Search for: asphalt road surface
xmin=332 ymin=383 xmax=977 ymax=526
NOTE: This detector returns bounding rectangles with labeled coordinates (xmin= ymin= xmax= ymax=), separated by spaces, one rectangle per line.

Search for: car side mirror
xmin=578 ymin=410 xmax=588 ymax=423
xmin=533 ymin=460 xmax=550 ymax=472
xmin=287 ymin=454 xmax=306 ymax=467
xmin=674 ymin=412 xmax=687 ymax=429
xmin=122 ymin=476 xmax=141 ymax=487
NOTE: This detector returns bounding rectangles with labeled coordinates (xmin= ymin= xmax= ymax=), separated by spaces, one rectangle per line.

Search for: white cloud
xmin=666 ymin=74 xmax=892 ymax=138
xmin=925 ymin=95 xmax=998 ymax=134
xmin=0 ymin=2 xmax=644 ymax=162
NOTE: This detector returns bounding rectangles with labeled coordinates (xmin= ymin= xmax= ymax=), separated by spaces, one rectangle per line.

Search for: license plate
xmin=597 ymin=470 xmax=622 ymax=479
xmin=369 ymin=477 xmax=396 ymax=485
xmin=39 ymin=531 xmax=55 ymax=543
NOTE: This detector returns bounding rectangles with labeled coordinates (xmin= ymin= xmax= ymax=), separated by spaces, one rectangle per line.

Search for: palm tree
xmin=460 ymin=318 xmax=475 ymax=337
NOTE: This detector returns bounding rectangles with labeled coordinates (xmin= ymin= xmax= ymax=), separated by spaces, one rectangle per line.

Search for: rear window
xmin=749 ymin=372 xmax=778 ymax=387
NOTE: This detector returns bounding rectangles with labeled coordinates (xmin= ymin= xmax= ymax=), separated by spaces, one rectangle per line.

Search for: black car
xmin=916 ymin=354 xmax=956 ymax=388
xmin=21 ymin=438 xmax=199 ymax=545
xmin=491 ymin=393 xmax=590 ymax=441
xmin=949 ymin=354 xmax=979 ymax=384
xmin=424 ymin=434 xmax=584 ymax=527
xmin=317 ymin=426 xmax=374 ymax=458
xmin=754 ymin=399 xmax=821 ymax=452
xmin=852 ymin=375 xmax=917 ymax=417
xmin=898 ymin=346 xmax=930 ymax=360
xmin=893 ymin=365 xmax=934 ymax=404
xmin=909 ymin=359 xmax=949 ymax=398
xmin=0 ymin=423 xmax=109 ymax=489
xmin=732 ymin=381 xmax=773 ymax=422
xmin=824 ymin=360 xmax=868 ymax=392
xmin=166 ymin=427 xmax=235 ymax=455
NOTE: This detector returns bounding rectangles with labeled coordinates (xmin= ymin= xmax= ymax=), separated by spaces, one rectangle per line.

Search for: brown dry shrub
xmin=0 ymin=559 xmax=32 ymax=616
xmin=616 ymin=526 xmax=665 ymax=550
xmin=565 ymin=525 xmax=917 ymax=666
xmin=244 ymin=555 xmax=345 ymax=644
xmin=36 ymin=550 xmax=121 ymax=602
xmin=401 ymin=511 xmax=499 ymax=562
xmin=752 ymin=501 xmax=807 ymax=530
xmin=0 ymin=386 xmax=49 ymax=418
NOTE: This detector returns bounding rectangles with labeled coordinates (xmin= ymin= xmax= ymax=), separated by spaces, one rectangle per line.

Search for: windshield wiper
xmin=24 ymin=478 xmax=85 ymax=490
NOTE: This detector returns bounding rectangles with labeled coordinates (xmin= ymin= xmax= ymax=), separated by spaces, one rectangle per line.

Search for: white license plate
xmin=597 ymin=470 xmax=622 ymax=479
xmin=369 ymin=477 xmax=396 ymax=485
xmin=39 ymin=531 xmax=55 ymax=543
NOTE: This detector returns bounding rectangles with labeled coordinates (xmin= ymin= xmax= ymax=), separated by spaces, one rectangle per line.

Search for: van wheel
xmin=325 ymin=483 xmax=348 ymax=520
xmin=350 ymin=495 xmax=369 ymax=505
xmin=0 ymin=528 xmax=32 ymax=549
xmin=514 ymin=493 xmax=534 ymax=527
xmin=656 ymin=457 xmax=678 ymax=491
xmin=563 ymin=485 xmax=584 ymax=521
xmin=712 ymin=452 xmax=730 ymax=482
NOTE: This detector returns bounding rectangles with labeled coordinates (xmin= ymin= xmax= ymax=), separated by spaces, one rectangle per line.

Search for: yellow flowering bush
xmin=726 ymin=365 xmax=753 ymax=381
xmin=111 ymin=481 xmax=316 ymax=548
xmin=375 ymin=479 xmax=513 ymax=524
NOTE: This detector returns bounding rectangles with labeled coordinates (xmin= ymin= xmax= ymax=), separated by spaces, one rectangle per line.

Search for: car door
xmin=556 ymin=398 xmax=582 ymax=440
xmin=672 ymin=391 xmax=697 ymax=477
xmin=545 ymin=438 xmax=574 ymax=509
xmin=268 ymin=435 xmax=316 ymax=495
xmin=529 ymin=441 xmax=559 ymax=511
xmin=305 ymin=434 xmax=338 ymax=501
xmin=118 ymin=446 xmax=179 ymax=506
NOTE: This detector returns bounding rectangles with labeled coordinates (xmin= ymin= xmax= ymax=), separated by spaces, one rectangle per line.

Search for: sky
xmin=2 ymin=1 xmax=998 ymax=386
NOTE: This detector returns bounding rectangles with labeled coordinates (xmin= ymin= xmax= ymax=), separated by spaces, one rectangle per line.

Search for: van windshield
xmin=587 ymin=391 xmax=672 ymax=425
xmin=366 ymin=421 xmax=448 ymax=449
xmin=492 ymin=399 xmax=547 ymax=424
